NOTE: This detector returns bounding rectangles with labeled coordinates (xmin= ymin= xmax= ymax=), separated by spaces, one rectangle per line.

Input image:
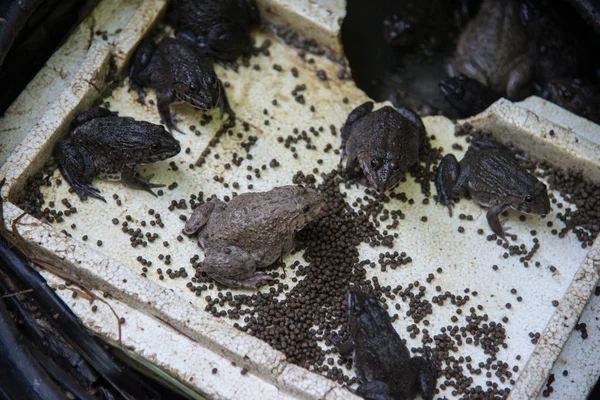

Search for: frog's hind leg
xmin=53 ymin=143 xmax=105 ymax=202
xmin=121 ymin=166 xmax=164 ymax=197
xmin=71 ymin=107 xmax=117 ymax=129
xmin=202 ymin=247 xmax=273 ymax=289
xmin=129 ymin=37 xmax=155 ymax=104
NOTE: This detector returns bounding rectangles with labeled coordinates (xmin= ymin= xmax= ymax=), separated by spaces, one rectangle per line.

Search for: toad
xmin=341 ymin=101 xmax=426 ymax=192
xmin=129 ymin=37 xmax=232 ymax=133
xmin=334 ymin=289 xmax=437 ymax=400
xmin=172 ymin=0 xmax=260 ymax=61
xmin=183 ymin=185 xmax=325 ymax=288
xmin=435 ymin=139 xmax=550 ymax=238
xmin=53 ymin=108 xmax=181 ymax=202
xmin=446 ymin=0 xmax=532 ymax=99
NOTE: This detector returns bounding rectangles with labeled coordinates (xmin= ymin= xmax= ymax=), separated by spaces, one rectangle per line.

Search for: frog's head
xmin=511 ymin=180 xmax=551 ymax=216
xmin=289 ymin=186 xmax=326 ymax=230
xmin=358 ymin=150 xmax=412 ymax=193
xmin=129 ymin=122 xmax=181 ymax=163
xmin=172 ymin=62 xmax=221 ymax=111
xmin=347 ymin=288 xmax=392 ymax=338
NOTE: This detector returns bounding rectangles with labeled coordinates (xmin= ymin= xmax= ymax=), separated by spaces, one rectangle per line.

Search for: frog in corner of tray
xmin=435 ymin=139 xmax=551 ymax=239
xmin=129 ymin=36 xmax=232 ymax=134
xmin=333 ymin=288 xmax=437 ymax=400
xmin=340 ymin=101 xmax=427 ymax=193
xmin=53 ymin=107 xmax=181 ymax=202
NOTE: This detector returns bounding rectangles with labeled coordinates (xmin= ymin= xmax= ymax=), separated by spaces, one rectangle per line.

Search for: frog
xmin=53 ymin=108 xmax=181 ymax=202
xmin=171 ymin=0 xmax=260 ymax=61
xmin=520 ymin=0 xmax=586 ymax=87
xmin=183 ymin=185 xmax=325 ymax=289
xmin=439 ymin=74 xmax=501 ymax=118
xmin=129 ymin=37 xmax=232 ymax=133
xmin=341 ymin=101 xmax=426 ymax=192
xmin=446 ymin=0 xmax=533 ymax=99
xmin=333 ymin=289 xmax=437 ymax=400
xmin=435 ymin=139 xmax=551 ymax=238
xmin=542 ymin=77 xmax=600 ymax=124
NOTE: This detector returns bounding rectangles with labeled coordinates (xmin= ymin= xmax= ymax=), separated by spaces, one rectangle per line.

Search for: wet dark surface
xmin=342 ymin=0 xmax=600 ymax=121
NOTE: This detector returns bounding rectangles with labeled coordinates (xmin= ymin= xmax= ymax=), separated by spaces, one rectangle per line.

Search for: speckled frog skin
xmin=53 ymin=108 xmax=181 ymax=202
xmin=446 ymin=0 xmax=532 ymax=99
xmin=129 ymin=37 xmax=231 ymax=133
xmin=183 ymin=185 xmax=325 ymax=288
xmin=335 ymin=289 xmax=437 ymax=400
xmin=435 ymin=139 xmax=550 ymax=238
xmin=341 ymin=101 xmax=426 ymax=192
xmin=172 ymin=0 xmax=260 ymax=61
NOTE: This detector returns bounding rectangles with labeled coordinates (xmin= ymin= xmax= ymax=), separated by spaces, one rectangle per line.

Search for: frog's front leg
xmin=216 ymin=80 xmax=234 ymax=120
xmin=156 ymin=89 xmax=183 ymax=134
xmin=54 ymin=143 xmax=105 ymax=202
xmin=410 ymin=356 xmax=437 ymax=400
xmin=121 ymin=165 xmax=164 ymax=197
xmin=129 ymin=37 xmax=156 ymax=103
xmin=486 ymin=203 xmax=510 ymax=239
xmin=355 ymin=381 xmax=394 ymax=400
xmin=435 ymin=154 xmax=465 ymax=216
xmin=202 ymin=246 xmax=273 ymax=289
xmin=183 ymin=200 xmax=217 ymax=235
xmin=330 ymin=335 xmax=354 ymax=360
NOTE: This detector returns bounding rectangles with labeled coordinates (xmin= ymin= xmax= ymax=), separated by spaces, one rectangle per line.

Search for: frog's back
xmin=204 ymin=189 xmax=302 ymax=247
xmin=466 ymin=142 xmax=536 ymax=206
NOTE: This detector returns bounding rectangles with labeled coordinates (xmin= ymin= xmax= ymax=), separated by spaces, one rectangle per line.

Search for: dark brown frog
xmin=334 ymin=289 xmax=437 ymax=400
xmin=54 ymin=108 xmax=181 ymax=202
xmin=129 ymin=37 xmax=231 ymax=133
xmin=341 ymin=101 xmax=426 ymax=192
xmin=435 ymin=139 xmax=551 ymax=238
xmin=172 ymin=0 xmax=260 ymax=61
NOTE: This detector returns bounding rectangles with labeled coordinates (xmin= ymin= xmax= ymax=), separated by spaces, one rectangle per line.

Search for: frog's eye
xmin=370 ymin=157 xmax=382 ymax=169
xmin=150 ymin=143 xmax=160 ymax=152
xmin=392 ymin=163 xmax=401 ymax=171
xmin=206 ymin=76 xmax=217 ymax=87
xmin=525 ymin=195 xmax=533 ymax=203
xmin=302 ymin=205 xmax=311 ymax=213
xmin=189 ymin=83 xmax=198 ymax=92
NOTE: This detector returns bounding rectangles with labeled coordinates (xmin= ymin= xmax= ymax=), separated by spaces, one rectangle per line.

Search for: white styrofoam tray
xmin=1 ymin=0 xmax=599 ymax=399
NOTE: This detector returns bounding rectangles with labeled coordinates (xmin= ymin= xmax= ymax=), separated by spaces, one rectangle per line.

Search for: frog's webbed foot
xmin=486 ymin=204 xmax=510 ymax=239
xmin=435 ymin=154 xmax=461 ymax=217
xmin=410 ymin=355 xmax=437 ymax=400
xmin=54 ymin=142 xmax=105 ymax=202
xmin=356 ymin=381 xmax=394 ymax=400
xmin=121 ymin=166 xmax=164 ymax=197
xmin=445 ymin=56 xmax=487 ymax=89
xmin=506 ymin=55 xmax=533 ymax=100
